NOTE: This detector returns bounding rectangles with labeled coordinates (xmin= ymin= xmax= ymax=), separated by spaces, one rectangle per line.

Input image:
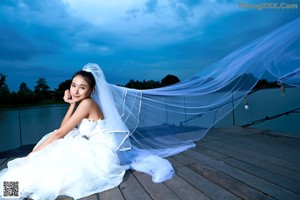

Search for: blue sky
xmin=0 ymin=0 xmax=299 ymax=91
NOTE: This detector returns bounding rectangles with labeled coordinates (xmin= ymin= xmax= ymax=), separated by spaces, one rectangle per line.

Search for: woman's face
xmin=70 ymin=75 xmax=93 ymax=102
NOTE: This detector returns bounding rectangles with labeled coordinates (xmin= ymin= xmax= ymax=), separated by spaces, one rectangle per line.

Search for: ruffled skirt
xmin=0 ymin=130 xmax=127 ymax=200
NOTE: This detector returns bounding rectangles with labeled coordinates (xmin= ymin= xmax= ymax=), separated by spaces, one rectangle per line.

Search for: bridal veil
xmin=82 ymin=17 xmax=299 ymax=181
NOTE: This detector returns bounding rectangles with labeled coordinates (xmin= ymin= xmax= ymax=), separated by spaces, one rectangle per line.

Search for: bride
xmin=0 ymin=64 xmax=174 ymax=200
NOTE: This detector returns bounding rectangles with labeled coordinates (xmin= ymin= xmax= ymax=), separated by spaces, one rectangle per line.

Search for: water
xmin=0 ymin=105 xmax=68 ymax=152
xmin=215 ymin=87 xmax=300 ymax=137
xmin=0 ymin=87 xmax=299 ymax=153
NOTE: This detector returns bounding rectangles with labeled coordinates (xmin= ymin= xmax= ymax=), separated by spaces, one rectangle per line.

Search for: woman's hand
xmin=63 ymin=90 xmax=76 ymax=104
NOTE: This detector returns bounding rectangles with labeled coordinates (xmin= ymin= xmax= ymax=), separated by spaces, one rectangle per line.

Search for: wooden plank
xmin=171 ymin=153 xmax=239 ymax=198
xmin=199 ymin=135 xmax=215 ymax=143
xmin=171 ymin=152 xmax=197 ymax=165
xmin=2 ymin=127 xmax=299 ymax=200
xmin=224 ymin=133 xmax=300 ymax=162
xmin=244 ymin=132 xmax=300 ymax=150
xmin=0 ymin=158 xmax=6 ymax=165
xmin=184 ymin=149 xmax=300 ymax=200
xmin=215 ymin=137 xmax=300 ymax=172
xmin=201 ymin=128 xmax=242 ymax=141
xmin=205 ymin=127 xmax=256 ymax=138
xmin=176 ymin=166 xmax=240 ymax=199
xmin=208 ymin=127 xmax=300 ymax=155
xmin=0 ymin=158 xmax=9 ymax=170
xmin=222 ymin=157 xmax=300 ymax=194
xmin=199 ymin=142 xmax=300 ymax=182
xmin=119 ymin=170 xmax=151 ymax=200
xmin=79 ymin=194 xmax=98 ymax=200
xmin=98 ymin=187 xmax=124 ymax=200
xmin=164 ymin=174 xmax=211 ymax=200
xmin=56 ymin=195 xmax=73 ymax=200
xmin=166 ymin=157 xmax=182 ymax=168
xmin=176 ymin=165 xmax=241 ymax=200
xmin=196 ymin=145 xmax=229 ymax=160
xmin=226 ymin=133 xmax=300 ymax=163
xmin=189 ymin=162 xmax=276 ymax=200
xmin=0 ymin=158 xmax=15 ymax=170
xmin=131 ymin=170 xmax=179 ymax=200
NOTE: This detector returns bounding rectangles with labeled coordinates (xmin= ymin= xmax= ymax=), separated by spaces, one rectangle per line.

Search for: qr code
xmin=2 ymin=181 xmax=20 ymax=198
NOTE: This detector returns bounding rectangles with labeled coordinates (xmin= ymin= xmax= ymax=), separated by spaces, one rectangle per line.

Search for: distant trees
xmin=0 ymin=71 xmax=282 ymax=108
xmin=125 ymin=79 xmax=161 ymax=89
xmin=16 ymin=82 xmax=38 ymax=104
xmin=161 ymin=74 xmax=180 ymax=87
xmin=19 ymin=82 xmax=30 ymax=93
xmin=0 ymin=75 xmax=52 ymax=106
xmin=125 ymin=74 xmax=180 ymax=89
xmin=0 ymin=73 xmax=10 ymax=104
xmin=254 ymin=79 xmax=278 ymax=89
xmin=1 ymin=72 xmax=181 ymax=106
xmin=34 ymin=78 xmax=50 ymax=100
xmin=0 ymin=73 xmax=9 ymax=92
xmin=54 ymin=79 xmax=72 ymax=101
xmin=0 ymin=74 xmax=72 ymax=107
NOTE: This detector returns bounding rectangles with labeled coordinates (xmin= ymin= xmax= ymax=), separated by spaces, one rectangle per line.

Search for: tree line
xmin=0 ymin=73 xmax=180 ymax=107
xmin=0 ymin=72 xmax=281 ymax=108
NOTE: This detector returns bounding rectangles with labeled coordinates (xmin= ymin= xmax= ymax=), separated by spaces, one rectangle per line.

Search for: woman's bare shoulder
xmin=80 ymin=98 xmax=103 ymax=119
xmin=80 ymin=98 xmax=101 ymax=110
xmin=78 ymin=98 xmax=94 ymax=108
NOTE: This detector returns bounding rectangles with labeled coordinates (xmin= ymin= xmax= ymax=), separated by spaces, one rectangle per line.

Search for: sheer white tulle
xmin=82 ymin=63 xmax=175 ymax=184
xmin=82 ymin=64 xmax=132 ymax=151
xmin=110 ymin=17 xmax=300 ymax=158
xmin=0 ymin=17 xmax=299 ymax=200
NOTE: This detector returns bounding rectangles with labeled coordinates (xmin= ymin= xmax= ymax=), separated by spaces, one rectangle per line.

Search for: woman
xmin=0 ymin=64 xmax=174 ymax=200
xmin=29 ymin=70 xmax=104 ymax=155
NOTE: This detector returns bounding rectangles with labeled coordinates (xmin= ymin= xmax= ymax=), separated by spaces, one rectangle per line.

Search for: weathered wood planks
xmin=1 ymin=127 xmax=299 ymax=200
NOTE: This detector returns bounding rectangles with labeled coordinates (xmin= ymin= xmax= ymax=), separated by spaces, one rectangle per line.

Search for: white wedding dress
xmin=0 ymin=63 xmax=176 ymax=200
xmin=0 ymin=118 xmax=128 ymax=200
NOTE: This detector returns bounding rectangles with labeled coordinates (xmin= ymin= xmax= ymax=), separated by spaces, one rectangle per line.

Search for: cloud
xmin=0 ymin=2 xmax=89 ymax=57
xmin=144 ymin=0 xmax=158 ymax=13
xmin=0 ymin=0 xmax=299 ymax=91
xmin=63 ymin=0 xmax=239 ymax=48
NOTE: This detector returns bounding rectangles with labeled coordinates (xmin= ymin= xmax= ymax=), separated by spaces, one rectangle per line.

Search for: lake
xmin=0 ymin=87 xmax=299 ymax=153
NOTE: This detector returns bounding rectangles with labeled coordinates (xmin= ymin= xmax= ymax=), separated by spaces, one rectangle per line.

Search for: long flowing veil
xmin=82 ymin=17 xmax=299 ymax=182
xmin=83 ymin=64 xmax=131 ymax=151
xmin=108 ymin=18 xmax=300 ymax=158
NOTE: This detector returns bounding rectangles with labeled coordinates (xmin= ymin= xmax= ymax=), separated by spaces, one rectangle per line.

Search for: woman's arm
xmin=60 ymin=90 xmax=77 ymax=127
xmin=60 ymin=103 xmax=76 ymax=127
xmin=30 ymin=99 xmax=93 ymax=154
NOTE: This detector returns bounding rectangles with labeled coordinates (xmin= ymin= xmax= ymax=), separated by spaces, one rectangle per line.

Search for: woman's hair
xmin=72 ymin=70 xmax=96 ymax=88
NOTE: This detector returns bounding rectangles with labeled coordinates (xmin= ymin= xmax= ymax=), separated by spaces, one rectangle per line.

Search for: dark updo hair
xmin=72 ymin=70 xmax=96 ymax=88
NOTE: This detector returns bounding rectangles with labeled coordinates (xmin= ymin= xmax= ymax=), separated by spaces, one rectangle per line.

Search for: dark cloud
xmin=0 ymin=0 xmax=299 ymax=91
xmin=0 ymin=0 xmax=90 ymax=60
xmin=145 ymin=0 xmax=158 ymax=13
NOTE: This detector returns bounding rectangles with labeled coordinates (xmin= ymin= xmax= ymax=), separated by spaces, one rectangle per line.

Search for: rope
xmin=242 ymin=107 xmax=300 ymax=127
xmin=179 ymin=70 xmax=300 ymax=126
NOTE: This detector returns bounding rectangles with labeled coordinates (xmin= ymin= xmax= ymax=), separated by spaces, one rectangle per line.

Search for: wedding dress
xmin=0 ymin=119 xmax=128 ymax=200
xmin=0 ymin=64 xmax=175 ymax=200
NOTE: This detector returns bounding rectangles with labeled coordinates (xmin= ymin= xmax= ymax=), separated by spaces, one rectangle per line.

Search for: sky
xmin=0 ymin=0 xmax=299 ymax=91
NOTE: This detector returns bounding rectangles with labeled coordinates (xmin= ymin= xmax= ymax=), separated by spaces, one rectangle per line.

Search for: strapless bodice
xmin=78 ymin=118 xmax=105 ymax=138
xmin=77 ymin=118 xmax=131 ymax=151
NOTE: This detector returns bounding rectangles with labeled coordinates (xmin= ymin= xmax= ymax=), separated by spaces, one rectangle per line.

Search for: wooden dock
xmin=1 ymin=126 xmax=300 ymax=200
